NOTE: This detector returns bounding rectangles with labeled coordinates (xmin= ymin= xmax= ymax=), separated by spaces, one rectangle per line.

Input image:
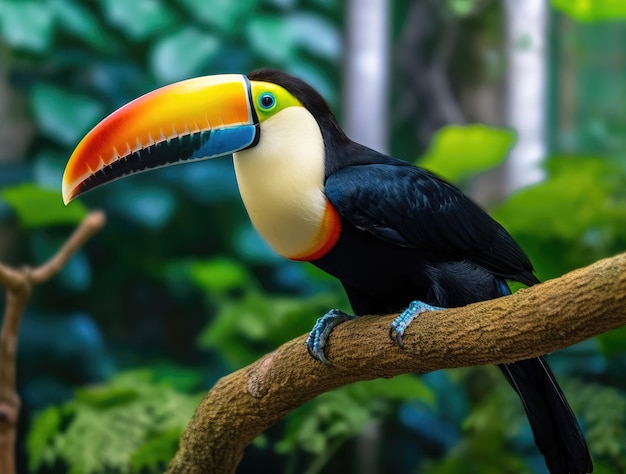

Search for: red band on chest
xmin=290 ymin=202 xmax=341 ymax=262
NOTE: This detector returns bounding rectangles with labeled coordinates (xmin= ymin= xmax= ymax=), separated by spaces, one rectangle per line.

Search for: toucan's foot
xmin=389 ymin=300 xmax=444 ymax=349
xmin=306 ymin=309 xmax=357 ymax=366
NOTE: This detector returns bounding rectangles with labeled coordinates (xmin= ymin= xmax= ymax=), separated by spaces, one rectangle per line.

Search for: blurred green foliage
xmin=0 ymin=1 xmax=625 ymax=473
xmin=550 ymin=0 xmax=626 ymax=22
xmin=418 ymin=125 xmax=516 ymax=183
xmin=493 ymin=155 xmax=626 ymax=280
xmin=0 ymin=184 xmax=87 ymax=228
xmin=27 ymin=369 xmax=202 ymax=474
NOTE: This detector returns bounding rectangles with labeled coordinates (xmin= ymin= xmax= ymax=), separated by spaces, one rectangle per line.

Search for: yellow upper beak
xmin=62 ymin=74 xmax=258 ymax=204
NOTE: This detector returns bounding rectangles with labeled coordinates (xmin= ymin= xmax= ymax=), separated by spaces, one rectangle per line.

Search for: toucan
xmin=62 ymin=68 xmax=592 ymax=473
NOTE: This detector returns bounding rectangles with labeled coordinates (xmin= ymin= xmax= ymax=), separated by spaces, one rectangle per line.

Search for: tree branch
xmin=0 ymin=211 xmax=106 ymax=474
xmin=30 ymin=210 xmax=106 ymax=284
xmin=167 ymin=252 xmax=626 ymax=474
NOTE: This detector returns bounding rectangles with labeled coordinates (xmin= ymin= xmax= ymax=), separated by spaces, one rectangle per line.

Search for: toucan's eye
xmin=259 ymin=92 xmax=276 ymax=110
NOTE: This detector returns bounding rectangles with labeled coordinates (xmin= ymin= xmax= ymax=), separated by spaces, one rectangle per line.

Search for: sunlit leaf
xmin=74 ymin=385 xmax=139 ymax=408
xmin=197 ymin=290 xmax=342 ymax=368
xmin=27 ymin=370 xmax=201 ymax=474
xmin=1 ymin=184 xmax=87 ymax=228
xmin=352 ymin=375 xmax=436 ymax=407
xmin=551 ymin=0 xmax=626 ymax=22
xmin=27 ymin=406 xmax=62 ymax=472
xmin=418 ymin=125 xmax=516 ymax=182
xmin=149 ymin=363 xmax=202 ymax=392
xmin=187 ymin=257 xmax=250 ymax=296
xmin=447 ymin=0 xmax=478 ymax=17
xmin=30 ymin=83 xmax=105 ymax=146
xmin=150 ymin=28 xmax=219 ymax=83
xmin=0 ymin=0 xmax=54 ymax=52
xmin=493 ymin=156 xmax=619 ymax=240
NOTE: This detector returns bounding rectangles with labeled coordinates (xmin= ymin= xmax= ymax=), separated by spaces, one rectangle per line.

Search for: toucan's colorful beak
xmin=62 ymin=74 xmax=258 ymax=204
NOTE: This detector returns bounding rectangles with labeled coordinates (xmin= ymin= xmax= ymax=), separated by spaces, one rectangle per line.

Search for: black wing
xmin=324 ymin=161 xmax=538 ymax=285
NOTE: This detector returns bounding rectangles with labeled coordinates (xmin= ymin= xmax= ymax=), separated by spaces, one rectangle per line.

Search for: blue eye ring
xmin=259 ymin=92 xmax=276 ymax=110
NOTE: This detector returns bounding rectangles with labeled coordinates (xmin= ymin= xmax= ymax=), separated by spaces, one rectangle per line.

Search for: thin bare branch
xmin=0 ymin=264 xmax=23 ymax=291
xmin=0 ymin=210 xmax=106 ymax=474
xmin=30 ymin=211 xmax=106 ymax=284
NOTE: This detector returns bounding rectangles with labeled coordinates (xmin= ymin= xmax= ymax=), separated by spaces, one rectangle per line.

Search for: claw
xmin=389 ymin=300 xmax=443 ymax=349
xmin=306 ymin=309 xmax=357 ymax=365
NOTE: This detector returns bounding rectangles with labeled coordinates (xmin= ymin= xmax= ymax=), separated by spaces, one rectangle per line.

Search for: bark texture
xmin=167 ymin=252 xmax=626 ymax=474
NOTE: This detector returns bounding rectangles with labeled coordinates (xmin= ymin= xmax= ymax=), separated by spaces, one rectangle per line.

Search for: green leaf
xmin=150 ymin=28 xmax=219 ymax=83
xmin=198 ymin=290 xmax=343 ymax=368
xmin=27 ymin=406 xmax=62 ymax=472
xmin=99 ymin=0 xmax=176 ymax=40
xmin=74 ymin=385 xmax=140 ymax=408
xmin=352 ymin=374 xmax=436 ymax=407
xmin=50 ymin=0 xmax=112 ymax=51
xmin=187 ymin=257 xmax=251 ymax=296
xmin=150 ymin=363 xmax=202 ymax=392
xmin=30 ymin=83 xmax=105 ymax=146
xmin=27 ymin=369 xmax=202 ymax=474
xmin=447 ymin=0 xmax=478 ymax=17
xmin=1 ymin=184 xmax=87 ymax=228
xmin=289 ymin=13 xmax=341 ymax=60
xmin=246 ymin=15 xmax=295 ymax=63
xmin=278 ymin=375 xmax=434 ymax=459
xmin=573 ymin=382 xmax=626 ymax=463
xmin=177 ymin=0 xmax=257 ymax=32
xmin=493 ymin=156 xmax=620 ymax=240
xmin=245 ymin=13 xmax=341 ymax=64
xmin=0 ymin=0 xmax=55 ymax=52
xmin=418 ymin=125 xmax=516 ymax=182
xmin=551 ymin=0 xmax=626 ymax=22
xmin=131 ymin=429 xmax=181 ymax=473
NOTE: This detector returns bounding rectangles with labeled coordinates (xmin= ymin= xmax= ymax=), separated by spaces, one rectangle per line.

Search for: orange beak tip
xmin=60 ymin=74 xmax=256 ymax=202
xmin=61 ymin=179 xmax=74 ymax=205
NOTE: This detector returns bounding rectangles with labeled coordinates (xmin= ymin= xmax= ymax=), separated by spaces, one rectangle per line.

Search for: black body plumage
xmin=248 ymin=69 xmax=593 ymax=473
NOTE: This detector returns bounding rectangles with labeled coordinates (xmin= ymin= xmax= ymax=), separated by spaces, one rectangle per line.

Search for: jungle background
xmin=1 ymin=0 xmax=626 ymax=473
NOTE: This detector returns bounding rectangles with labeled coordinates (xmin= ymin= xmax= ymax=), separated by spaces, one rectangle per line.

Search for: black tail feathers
xmin=500 ymin=357 xmax=593 ymax=474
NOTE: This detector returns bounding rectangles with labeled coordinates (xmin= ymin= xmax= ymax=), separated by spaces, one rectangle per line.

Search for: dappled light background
xmin=0 ymin=0 xmax=625 ymax=473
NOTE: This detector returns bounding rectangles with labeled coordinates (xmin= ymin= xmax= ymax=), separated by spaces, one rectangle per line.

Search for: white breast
xmin=233 ymin=107 xmax=328 ymax=259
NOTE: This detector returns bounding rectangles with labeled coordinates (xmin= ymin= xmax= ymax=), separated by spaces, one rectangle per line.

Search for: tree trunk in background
xmin=503 ymin=0 xmax=548 ymax=191
xmin=0 ymin=46 xmax=34 ymax=165
xmin=344 ymin=0 xmax=390 ymax=154
xmin=344 ymin=1 xmax=389 ymax=472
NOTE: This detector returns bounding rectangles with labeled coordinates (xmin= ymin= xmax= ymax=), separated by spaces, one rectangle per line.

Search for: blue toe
xmin=306 ymin=309 xmax=357 ymax=365
xmin=389 ymin=301 xmax=444 ymax=348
